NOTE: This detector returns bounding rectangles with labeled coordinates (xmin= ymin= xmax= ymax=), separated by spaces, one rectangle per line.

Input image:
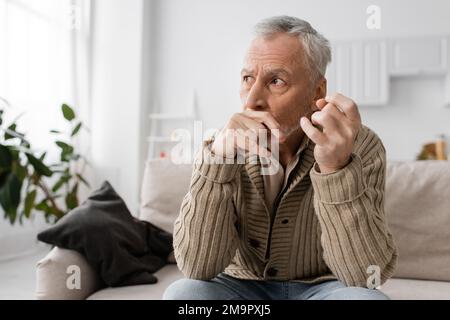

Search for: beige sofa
xmin=35 ymin=160 xmax=450 ymax=300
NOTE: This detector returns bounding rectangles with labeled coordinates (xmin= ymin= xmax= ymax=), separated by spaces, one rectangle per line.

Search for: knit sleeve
xmin=309 ymin=130 xmax=398 ymax=288
xmin=173 ymin=142 xmax=242 ymax=280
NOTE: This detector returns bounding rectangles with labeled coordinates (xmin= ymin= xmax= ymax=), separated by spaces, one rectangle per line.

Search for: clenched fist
xmin=210 ymin=110 xmax=285 ymax=160
xmin=300 ymin=93 xmax=362 ymax=174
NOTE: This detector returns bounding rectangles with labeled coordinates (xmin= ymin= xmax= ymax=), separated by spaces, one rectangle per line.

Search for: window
xmin=0 ymin=0 xmax=90 ymax=153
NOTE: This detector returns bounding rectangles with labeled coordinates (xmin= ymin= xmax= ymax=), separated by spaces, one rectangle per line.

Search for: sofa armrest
xmin=35 ymin=247 xmax=103 ymax=300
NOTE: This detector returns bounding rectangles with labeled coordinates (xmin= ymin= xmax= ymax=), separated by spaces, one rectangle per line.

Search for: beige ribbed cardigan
xmin=174 ymin=125 xmax=398 ymax=287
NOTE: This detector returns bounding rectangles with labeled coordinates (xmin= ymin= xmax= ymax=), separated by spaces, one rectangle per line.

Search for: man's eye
xmin=271 ymin=78 xmax=285 ymax=86
xmin=243 ymin=76 xmax=252 ymax=82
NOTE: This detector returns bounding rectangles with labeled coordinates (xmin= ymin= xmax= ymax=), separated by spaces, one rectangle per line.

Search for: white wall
xmin=150 ymin=0 xmax=450 ymax=161
xmin=90 ymin=0 xmax=145 ymax=212
xmin=0 ymin=216 xmax=48 ymax=260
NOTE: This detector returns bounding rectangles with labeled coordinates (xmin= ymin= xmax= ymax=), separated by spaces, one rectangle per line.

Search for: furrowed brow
xmin=241 ymin=68 xmax=254 ymax=75
xmin=265 ymin=68 xmax=291 ymax=78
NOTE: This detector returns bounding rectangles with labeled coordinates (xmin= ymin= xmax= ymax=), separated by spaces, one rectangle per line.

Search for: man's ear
xmin=313 ymin=77 xmax=327 ymax=101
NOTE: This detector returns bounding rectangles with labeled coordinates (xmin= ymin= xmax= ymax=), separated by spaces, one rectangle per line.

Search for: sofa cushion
xmin=386 ymin=161 xmax=450 ymax=282
xmin=37 ymin=181 xmax=173 ymax=287
xmin=380 ymin=278 xmax=450 ymax=300
xmin=35 ymin=247 xmax=103 ymax=300
xmin=86 ymin=270 xmax=450 ymax=300
xmin=140 ymin=159 xmax=193 ymax=234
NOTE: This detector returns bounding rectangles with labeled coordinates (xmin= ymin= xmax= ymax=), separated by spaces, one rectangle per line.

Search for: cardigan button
xmin=281 ymin=219 xmax=289 ymax=224
xmin=266 ymin=267 xmax=278 ymax=277
xmin=249 ymin=238 xmax=260 ymax=248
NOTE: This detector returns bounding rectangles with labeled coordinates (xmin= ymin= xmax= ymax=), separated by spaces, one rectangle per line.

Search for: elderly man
xmin=164 ymin=16 xmax=397 ymax=300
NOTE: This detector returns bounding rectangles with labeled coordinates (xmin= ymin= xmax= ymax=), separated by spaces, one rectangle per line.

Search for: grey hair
xmin=254 ymin=16 xmax=332 ymax=82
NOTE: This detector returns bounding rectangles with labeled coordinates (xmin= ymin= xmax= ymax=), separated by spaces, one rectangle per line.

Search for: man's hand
xmin=210 ymin=110 xmax=283 ymax=159
xmin=300 ymin=93 xmax=362 ymax=174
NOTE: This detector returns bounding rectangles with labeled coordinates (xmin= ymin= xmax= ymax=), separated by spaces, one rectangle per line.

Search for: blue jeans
xmin=163 ymin=273 xmax=389 ymax=300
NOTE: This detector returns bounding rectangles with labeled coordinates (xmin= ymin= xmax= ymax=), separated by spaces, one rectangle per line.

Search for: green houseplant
xmin=0 ymin=102 xmax=90 ymax=225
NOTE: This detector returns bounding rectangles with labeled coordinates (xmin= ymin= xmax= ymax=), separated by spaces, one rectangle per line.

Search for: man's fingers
xmin=300 ymin=117 xmax=327 ymax=146
xmin=235 ymin=129 xmax=271 ymax=158
xmin=243 ymin=110 xmax=281 ymax=132
xmin=234 ymin=114 xmax=267 ymax=131
xmin=325 ymin=93 xmax=361 ymax=123
xmin=241 ymin=110 xmax=285 ymax=142
xmin=310 ymin=110 xmax=343 ymax=136
xmin=321 ymin=103 xmax=352 ymax=127
xmin=311 ymin=109 xmax=355 ymax=143
xmin=313 ymin=98 xmax=347 ymax=120
xmin=239 ymin=116 xmax=277 ymax=146
xmin=315 ymin=99 xmax=327 ymax=110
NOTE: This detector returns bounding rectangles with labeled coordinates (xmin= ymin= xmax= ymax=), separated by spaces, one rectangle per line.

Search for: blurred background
xmin=0 ymin=0 xmax=449 ymax=298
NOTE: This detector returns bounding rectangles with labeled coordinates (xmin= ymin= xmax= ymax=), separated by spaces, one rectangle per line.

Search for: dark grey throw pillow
xmin=37 ymin=181 xmax=173 ymax=287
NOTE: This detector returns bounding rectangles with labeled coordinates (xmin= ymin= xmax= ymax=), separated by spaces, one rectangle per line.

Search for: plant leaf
xmin=21 ymin=140 xmax=30 ymax=149
xmin=65 ymin=183 xmax=78 ymax=210
xmin=55 ymin=141 xmax=71 ymax=149
xmin=0 ymin=171 xmax=9 ymax=187
xmin=52 ymin=174 xmax=71 ymax=193
xmin=71 ymin=122 xmax=82 ymax=137
xmin=4 ymin=124 xmax=26 ymax=141
xmin=24 ymin=189 xmax=37 ymax=218
xmin=35 ymin=199 xmax=63 ymax=220
xmin=25 ymin=153 xmax=53 ymax=177
xmin=7 ymin=208 xmax=17 ymax=224
xmin=35 ymin=200 xmax=50 ymax=212
xmin=4 ymin=124 xmax=17 ymax=140
xmin=0 ymin=172 xmax=22 ymax=224
xmin=0 ymin=145 xmax=12 ymax=169
xmin=50 ymin=130 xmax=62 ymax=134
xmin=12 ymin=162 xmax=28 ymax=181
xmin=55 ymin=141 xmax=74 ymax=162
xmin=62 ymin=104 xmax=76 ymax=121
xmin=55 ymin=141 xmax=74 ymax=154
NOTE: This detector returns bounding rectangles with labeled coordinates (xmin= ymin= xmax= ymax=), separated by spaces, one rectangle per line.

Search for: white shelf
xmin=327 ymin=39 xmax=388 ymax=106
xmin=328 ymin=35 xmax=450 ymax=107
xmin=389 ymin=36 xmax=448 ymax=76
xmin=147 ymin=90 xmax=198 ymax=160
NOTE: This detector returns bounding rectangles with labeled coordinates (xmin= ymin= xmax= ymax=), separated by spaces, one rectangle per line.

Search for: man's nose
xmin=243 ymin=82 xmax=268 ymax=111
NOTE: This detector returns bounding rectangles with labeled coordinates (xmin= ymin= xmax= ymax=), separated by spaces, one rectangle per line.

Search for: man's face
xmin=240 ymin=33 xmax=320 ymax=137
